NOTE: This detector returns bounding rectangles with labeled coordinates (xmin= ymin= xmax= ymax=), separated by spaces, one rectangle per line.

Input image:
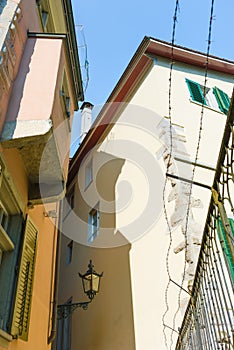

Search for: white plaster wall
xmin=94 ymin=58 xmax=233 ymax=349
xmin=64 ymin=56 xmax=233 ymax=349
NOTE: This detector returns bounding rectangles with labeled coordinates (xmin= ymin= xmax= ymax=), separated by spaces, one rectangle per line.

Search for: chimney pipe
xmin=80 ymin=102 xmax=94 ymax=143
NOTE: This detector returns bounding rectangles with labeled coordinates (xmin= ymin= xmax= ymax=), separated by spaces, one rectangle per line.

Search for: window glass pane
xmin=66 ymin=241 xmax=73 ymax=265
xmin=41 ymin=10 xmax=48 ymax=28
xmin=88 ymin=207 xmax=99 ymax=243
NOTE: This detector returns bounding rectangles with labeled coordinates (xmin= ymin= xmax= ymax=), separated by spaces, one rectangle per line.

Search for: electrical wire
xmin=170 ymin=0 xmax=216 ymax=348
xmin=162 ymin=1 xmax=180 ymax=349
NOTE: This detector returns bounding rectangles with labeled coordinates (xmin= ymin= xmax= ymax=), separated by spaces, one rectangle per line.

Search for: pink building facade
xmin=0 ymin=1 xmax=83 ymax=349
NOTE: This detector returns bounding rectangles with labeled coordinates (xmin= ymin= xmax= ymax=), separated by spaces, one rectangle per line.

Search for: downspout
xmin=48 ymin=199 xmax=63 ymax=345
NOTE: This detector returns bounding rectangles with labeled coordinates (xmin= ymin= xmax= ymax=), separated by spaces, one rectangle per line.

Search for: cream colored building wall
xmin=109 ymin=60 xmax=233 ymax=348
xmin=60 ymin=57 xmax=233 ymax=349
xmin=63 ymin=151 xmax=127 ymax=247
xmin=86 ymin=60 xmax=232 ymax=348
xmin=130 ymin=59 xmax=233 ymax=166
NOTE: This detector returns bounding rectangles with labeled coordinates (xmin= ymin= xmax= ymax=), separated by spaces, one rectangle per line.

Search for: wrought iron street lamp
xmin=57 ymin=260 xmax=103 ymax=319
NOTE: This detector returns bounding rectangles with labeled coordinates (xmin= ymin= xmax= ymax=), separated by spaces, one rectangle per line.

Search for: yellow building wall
xmin=48 ymin=1 xmax=67 ymax=33
xmin=58 ymin=238 xmax=136 ymax=350
xmin=7 ymin=205 xmax=58 ymax=350
xmin=58 ymin=152 xmax=136 ymax=349
xmin=0 ymin=145 xmax=59 ymax=350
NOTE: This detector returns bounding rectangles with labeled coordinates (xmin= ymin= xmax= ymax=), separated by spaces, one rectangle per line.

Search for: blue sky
xmin=70 ymin=0 xmax=233 ymax=153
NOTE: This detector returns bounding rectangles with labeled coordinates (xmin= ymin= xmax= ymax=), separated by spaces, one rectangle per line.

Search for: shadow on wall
xmin=62 ymin=150 xmax=127 ymax=248
xmin=0 ymin=1 xmax=7 ymax=15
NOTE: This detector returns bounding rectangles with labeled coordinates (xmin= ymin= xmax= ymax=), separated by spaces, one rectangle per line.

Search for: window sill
xmin=0 ymin=328 xmax=12 ymax=348
xmin=189 ymin=99 xmax=225 ymax=115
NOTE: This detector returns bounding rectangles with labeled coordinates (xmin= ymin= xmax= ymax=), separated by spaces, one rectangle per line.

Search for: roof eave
xmin=62 ymin=0 xmax=84 ymax=107
xmin=68 ymin=37 xmax=234 ymax=185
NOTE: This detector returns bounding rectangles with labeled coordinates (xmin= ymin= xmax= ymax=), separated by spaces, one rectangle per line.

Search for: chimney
xmin=80 ymin=102 xmax=94 ymax=143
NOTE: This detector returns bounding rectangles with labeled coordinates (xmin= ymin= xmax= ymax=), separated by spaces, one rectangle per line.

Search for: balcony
xmin=175 ymin=95 xmax=234 ymax=349
xmin=0 ymin=33 xmax=75 ymax=204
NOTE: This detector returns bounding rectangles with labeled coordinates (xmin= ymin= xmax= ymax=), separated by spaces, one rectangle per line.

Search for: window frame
xmin=0 ymin=204 xmax=9 ymax=232
xmin=56 ymin=297 xmax=72 ymax=350
xmin=88 ymin=205 xmax=100 ymax=243
xmin=10 ymin=216 xmax=38 ymax=341
xmin=85 ymin=159 xmax=93 ymax=189
xmin=60 ymin=70 xmax=71 ymax=121
xmin=37 ymin=0 xmax=54 ymax=33
xmin=0 ymin=159 xmax=23 ymax=336
xmin=66 ymin=240 xmax=73 ymax=265
xmin=0 ymin=201 xmax=14 ymax=255
xmin=67 ymin=185 xmax=75 ymax=211
xmin=63 ymin=184 xmax=75 ymax=220
xmin=41 ymin=10 xmax=49 ymax=29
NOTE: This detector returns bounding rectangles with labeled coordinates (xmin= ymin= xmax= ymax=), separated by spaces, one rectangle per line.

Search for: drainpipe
xmin=48 ymin=200 xmax=63 ymax=345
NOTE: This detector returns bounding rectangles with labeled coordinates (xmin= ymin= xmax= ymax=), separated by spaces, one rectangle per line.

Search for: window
xmin=41 ymin=10 xmax=49 ymax=29
xmin=0 ymin=168 xmax=24 ymax=334
xmin=85 ymin=159 xmax=93 ymax=188
xmin=186 ymin=79 xmax=230 ymax=114
xmin=0 ymin=162 xmax=38 ymax=340
xmin=60 ymin=71 xmax=71 ymax=120
xmin=213 ymin=86 xmax=231 ymax=115
xmin=0 ymin=205 xmax=9 ymax=232
xmin=37 ymin=0 xmax=54 ymax=32
xmin=88 ymin=206 xmax=100 ymax=243
xmin=66 ymin=240 xmax=73 ymax=265
xmin=63 ymin=185 xmax=75 ymax=219
xmin=56 ymin=298 xmax=72 ymax=350
xmin=11 ymin=216 xmax=38 ymax=341
xmin=0 ymin=201 xmax=14 ymax=262
xmin=67 ymin=186 xmax=75 ymax=211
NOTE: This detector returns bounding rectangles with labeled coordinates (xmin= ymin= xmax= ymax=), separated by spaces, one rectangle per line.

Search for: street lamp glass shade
xmin=79 ymin=260 xmax=103 ymax=300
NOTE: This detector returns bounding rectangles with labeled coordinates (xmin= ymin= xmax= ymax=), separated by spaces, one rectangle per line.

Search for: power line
xmin=171 ymin=0 xmax=216 ymax=347
xmin=162 ymin=1 xmax=180 ymax=349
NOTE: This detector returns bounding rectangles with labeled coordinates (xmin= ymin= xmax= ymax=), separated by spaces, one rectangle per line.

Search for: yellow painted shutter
xmin=11 ymin=216 xmax=38 ymax=341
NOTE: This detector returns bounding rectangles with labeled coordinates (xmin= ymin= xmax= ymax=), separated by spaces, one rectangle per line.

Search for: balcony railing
xmin=176 ymin=94 xmax=234 ymax=349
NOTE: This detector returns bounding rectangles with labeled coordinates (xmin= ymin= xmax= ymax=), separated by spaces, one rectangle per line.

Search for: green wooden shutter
xmin=11 ymin=216 xmax=38 ymax=341
xmin=185 ymin=79 xmax=207 ymax=105
xmin=213 ymin=87 xmax=230 ymax=115
xmin=217 ymin=218 xmax=234 ymax=283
